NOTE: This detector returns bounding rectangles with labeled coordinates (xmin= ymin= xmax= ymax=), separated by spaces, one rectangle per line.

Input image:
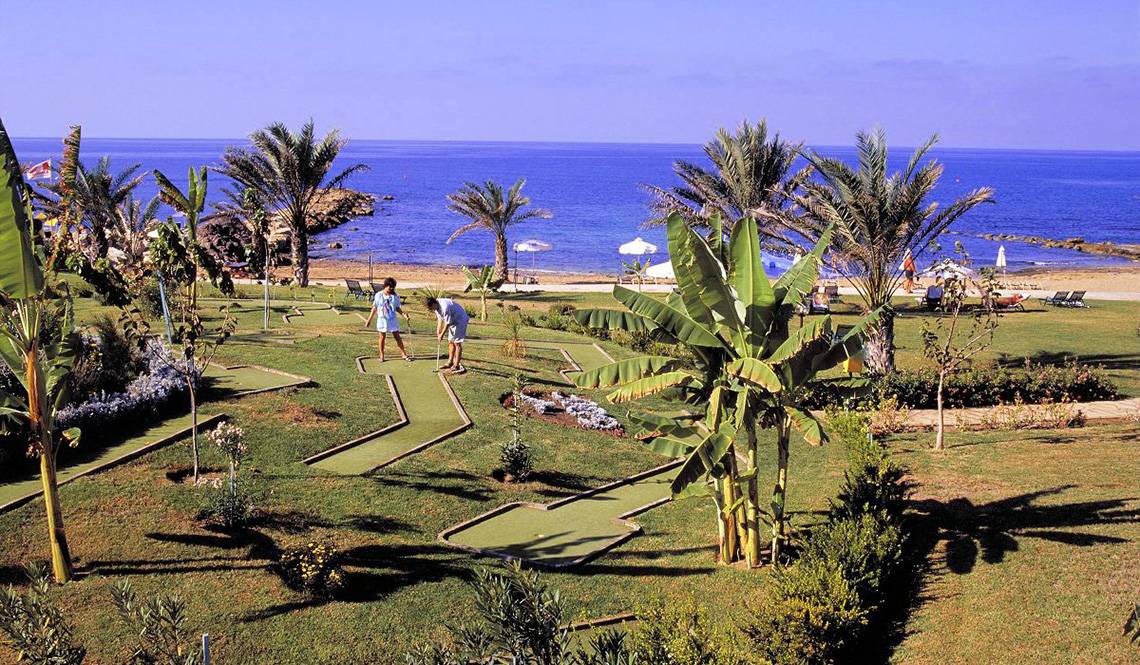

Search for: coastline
xmin=307 ymin=256 xmax=1140 ymax=294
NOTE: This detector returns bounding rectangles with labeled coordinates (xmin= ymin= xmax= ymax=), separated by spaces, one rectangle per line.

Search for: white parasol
xmin=618 ymin=237 xmax=658 ymax=256
xmin=644 ymin=260 xmax=674 ymax=280
xmin=996 ymin=245 xmax=1007 ymax=272
xmin=512 ymin=239 xmax=553 ymax=284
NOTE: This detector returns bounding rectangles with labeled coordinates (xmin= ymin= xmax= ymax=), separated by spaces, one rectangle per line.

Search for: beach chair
xmin=823 ymin=283 xmax=840 ymax=303
xmin=369 ymin=281 xmax=384 ymax=297
xmin=1060 ymin=290 xmax=1088 ymax=308
xmin=1040 ymin=291 xmax=1069 ymax=306
xmin=923 ymin=285 xmax=944 ymax=311
xmin=806 ymin=291 xmax=830 ymax=314
xmin=344 ymin=279 xmax=368 ymax=300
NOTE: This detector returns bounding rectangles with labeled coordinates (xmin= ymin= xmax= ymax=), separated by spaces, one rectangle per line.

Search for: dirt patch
xmin=278 ymin=402 xmax=337 ymax=427
xmin=165 ymin=465 xmax=226 ymax=485
xmin=502 ymin=390 xmax=624 ymax=437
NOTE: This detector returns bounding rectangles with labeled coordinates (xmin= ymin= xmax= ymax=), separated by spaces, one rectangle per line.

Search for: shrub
xmin=276 ymin=541 xmax=345 ymax=597
xmin=500 ymin=376 xmax=533 ymax=481
xmin=56 ymin=341 xmax=188 ymax=439
xmin=540 ymin=310 xmax=569 ymax=331
xmin=203 ymin=480 xmax=254 ymax=528
xmin=745 ymin=556 xmax=868 ymax=665
xmin=870 ymin=396 xmax=911 ymax=435
xmin=803 ymin=361 xmax=1118 ymax=410
xmin=829 ymin=460 xmax=911 ymax=526
xmin=0 ymin=562 xmax=86 ymax=664
xmin=70 ymin=316 xmax=146 ymax=400
xmin=548 ymin=303 xmax=576 ymax=316
xmin=628 ymin=599 xmax=748 ymax=664
xmin=111 ymin=579 xmax=202 ymax=665
xmin=801 ymin=514 xmax=904 ymax=603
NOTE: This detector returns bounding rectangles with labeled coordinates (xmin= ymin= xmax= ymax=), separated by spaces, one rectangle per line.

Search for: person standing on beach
xmin=902 ymin=249 xmax=918 ymax=293
xmin=365 ymin=277 xmax=412 ymax=362
xmin=425 ymin=295 xmax=469 ymax=375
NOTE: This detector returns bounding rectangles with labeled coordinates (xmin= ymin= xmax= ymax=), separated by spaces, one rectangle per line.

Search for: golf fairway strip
xmin=439 ymin=461 xmax=681 ymax=568
xmin=304 ymin=356 xmax=472 ymax=474
xmin=0 ymin=363 xmax=309 ymax=513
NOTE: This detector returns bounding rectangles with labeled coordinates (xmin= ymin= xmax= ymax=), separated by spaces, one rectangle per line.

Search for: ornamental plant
xmin=276 ymin=541 xmax=345 ymax=597
xmin=575 ymin=213 xmax=879 ymax=565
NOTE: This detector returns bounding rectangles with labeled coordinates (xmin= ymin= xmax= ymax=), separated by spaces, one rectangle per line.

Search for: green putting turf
xmin=308 ymin=357 xmax=469 ymax=474
xmin=442 ymin=466 xmax=676 ymax=567
xmin=0 ymin=364 xmax=304 ymax=512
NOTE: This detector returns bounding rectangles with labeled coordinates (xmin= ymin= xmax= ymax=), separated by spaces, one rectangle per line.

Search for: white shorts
xmin=447 ymin=320 xmax=467 ymax=343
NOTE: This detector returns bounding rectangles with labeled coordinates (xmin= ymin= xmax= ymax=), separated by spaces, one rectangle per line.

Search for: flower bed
xmin=505 ymin=390 xmax=623 ymax=436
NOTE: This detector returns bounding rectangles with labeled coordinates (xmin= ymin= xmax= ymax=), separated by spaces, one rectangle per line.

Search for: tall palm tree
xmin=446 ymin=179 xmax=552 ymax=281
xmin=643 ymin=118 xmax=806 ymax=245
xmin=111 ymin=193 xmax=160 ymax=266
xmin=218 ymin=122 xmax=368 ymax=286
xmin=774 ymin=129 xmax=995 ymax=374
xmin=37 ymin=156 xmax=145 ymax=259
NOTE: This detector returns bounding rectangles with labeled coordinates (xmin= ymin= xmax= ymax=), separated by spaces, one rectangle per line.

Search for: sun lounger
xmin=369 ymin=281 xmax=384 ymax=296
xmin=1040 ymin=291 xmax=1069 ymax=306
xmin=345 ymin=279 xmax=368 ymax=300
xmin=804 ymin=291 xmax=830 ymax=314
xmin=1060 ymin=290 xmax=1088 ymax=308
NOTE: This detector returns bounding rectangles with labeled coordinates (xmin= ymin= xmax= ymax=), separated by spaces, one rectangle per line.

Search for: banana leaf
xmin=725 ymin=357 xmax=782 ymax=393
xmin=606 ymin=370 xmax=698 ymax=403
xmin=670 ymin=428 xmax=734 ymax=496
xmin=0 ymin=119 xmax=43 ymax=299
xmin=728 ymin=216 xmax=775 ymax=351
xmin=575 ymin=355 xmax=680 ymax=389
xmin=786 ymin=405 xmax=826 ymax=446
xmin=667 ymin=216 xmax=742 ymax=340
xmin=573 ymin=308 xmax=656 ymax=333
xmin=612 ymin=286 xmax=727 ymax=349
xmin=645 ymin=436 xmax=696 ymax=458
xmin=774 ymin=225 xmax=833 ymax=306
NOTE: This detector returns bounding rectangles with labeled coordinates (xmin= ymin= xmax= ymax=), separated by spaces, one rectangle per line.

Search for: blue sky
xmin=4 ymin=0 xmax=1138 ymax=149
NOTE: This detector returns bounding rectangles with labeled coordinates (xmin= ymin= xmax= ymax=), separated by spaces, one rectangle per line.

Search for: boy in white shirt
xmin=424 ymin=296 xmax=469 ymax=374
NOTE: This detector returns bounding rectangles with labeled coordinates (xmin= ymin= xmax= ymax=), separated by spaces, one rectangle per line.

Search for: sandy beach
xmin=307 ymin=256 xmax=1140 ymax=297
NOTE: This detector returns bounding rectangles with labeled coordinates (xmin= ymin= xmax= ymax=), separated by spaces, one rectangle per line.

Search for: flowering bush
xmin=973 ymin=397 xmax=1085 ymax=431
xmin=206 ymin=422 xmax=246 ymax=466
xmin=276 ymin=542 xmax=345 ymax=597
xmin=551 ymin=391 xmax=620 ymax=430
xmin=56 ymin=341 xmax=191 ymax=438
xmin=517 ymin=392 xmax=556 ymax=415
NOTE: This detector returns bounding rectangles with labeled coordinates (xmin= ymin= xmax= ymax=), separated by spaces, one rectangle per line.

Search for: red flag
xmin=24 ymin=159 xmax=51 ymax=180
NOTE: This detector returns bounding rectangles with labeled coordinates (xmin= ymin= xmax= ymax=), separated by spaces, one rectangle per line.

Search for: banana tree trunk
xmin=771 ymin=418 xmax=791 ymax=565
xmin=479 ymin=293 xmax=487 ymax=321
xmin=27 ymin=341 xmax=73 ymax=582
xmin=494 ymin=232 xmax=510 ymax=282
xmin=864 ymin=310 xmax=896 ymax=375
xmin=292 ymin=223 xmax=310 ymax=287
xmin=39 ymin=447 xmax=74 ymax=582
xmin=744 ymin=424 xmax=762 ymax=567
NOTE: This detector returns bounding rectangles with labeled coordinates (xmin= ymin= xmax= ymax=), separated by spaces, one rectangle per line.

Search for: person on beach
xmin=364 ymin=277 xmax=412 ymax=362
xmin=425 ymin=295 xmax=469 ymax=375
xmin=902 ymin=249 xmax=918 ymax=293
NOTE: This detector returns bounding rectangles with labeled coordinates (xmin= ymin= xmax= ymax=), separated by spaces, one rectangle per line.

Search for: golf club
xmin=432 ymin=336 xmax=443 ymax=373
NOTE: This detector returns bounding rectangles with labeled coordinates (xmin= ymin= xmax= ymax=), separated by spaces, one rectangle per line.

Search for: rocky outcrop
xmin=978 ymin=233 xmax=1140 ymax=262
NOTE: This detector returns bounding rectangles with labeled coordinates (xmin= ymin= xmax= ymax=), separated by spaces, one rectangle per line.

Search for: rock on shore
xmin=978 ymin=233 xmax=1140 ymax=261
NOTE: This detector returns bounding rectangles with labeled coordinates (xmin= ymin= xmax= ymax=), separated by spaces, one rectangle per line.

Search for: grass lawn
xmin=0 ymin=284 xmax=1136 ymax=663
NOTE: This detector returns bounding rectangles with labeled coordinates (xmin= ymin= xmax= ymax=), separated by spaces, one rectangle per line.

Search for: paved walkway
xmin=903 ymin=396 xmax=1140 ymax=430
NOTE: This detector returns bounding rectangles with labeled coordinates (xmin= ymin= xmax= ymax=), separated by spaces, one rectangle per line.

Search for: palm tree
xmin=111 ymin=193 xmax=160 ymax=266
xmin=775 ymin=129 xmax=994 ymax=374
xmin=574 ymin=214 xmax=876 ymax=565
xmin=37 ymin=156 xmax=145 ymax=259
xmin=643 ymin=118 xmax=806 ymax=245
xmin=446 ymin=179 xmax=552 ymax=281
xmin=218 ymin=122 xmax=368 ymax=286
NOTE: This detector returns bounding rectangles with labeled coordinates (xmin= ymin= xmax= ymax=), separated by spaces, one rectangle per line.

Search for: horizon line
xmin=9 ymin=135 xmax=1140 ymax=155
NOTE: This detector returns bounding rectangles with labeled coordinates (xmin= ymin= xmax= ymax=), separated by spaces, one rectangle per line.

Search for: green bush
xmin=0 ymin=562 xmax=86 ymax=664
xmin=804 ymin=362 xmax=1118 ymax=410
xmin=628 ymin=599 xmax=749 ymax=664
xmin=746 ymin=557 xmax=867 ymax=665
xmin=829 ymin=461 xmax=911 ymax=526
xmin=801 ymin=513 xmax=904 ymax=603
xmin=548 ymin=303 xmax=576 ymax=316
xmin=70 ymin=315 xmax=146 ymax=400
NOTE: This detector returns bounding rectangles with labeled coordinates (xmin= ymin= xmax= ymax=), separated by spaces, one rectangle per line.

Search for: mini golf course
xmin=439 ymin=461 xmax=681 ymax=567
xmin=0 ymin=363 xmax=310 ymax=513
xmin=304 ymin=355 xmax=472 ymax=474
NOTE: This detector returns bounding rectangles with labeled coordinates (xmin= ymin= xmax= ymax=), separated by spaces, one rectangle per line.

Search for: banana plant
xmin=461 ymin=265 xmax=505 ymax=321
xmin=574 ymin=212 xmax=877 ymax=566
xmin=0 ymin=118 xmax=82 ymax=582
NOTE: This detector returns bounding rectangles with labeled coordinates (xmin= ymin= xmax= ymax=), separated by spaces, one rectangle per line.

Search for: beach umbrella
xmin=512 ymin=239 xmax=553 ymax=285
xmin=645 ymin=260 xmax=674 ymax=280
xmin=920 ymin=259 xmax=975 ymax=281
xmin=618 ymin=237 xmax=658 ymax=256
xmin=996 ymin=245 xmax=1007 ymax=273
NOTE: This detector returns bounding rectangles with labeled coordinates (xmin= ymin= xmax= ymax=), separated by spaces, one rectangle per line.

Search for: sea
xmin=11 ymin=137 xmax=1140 ymax=275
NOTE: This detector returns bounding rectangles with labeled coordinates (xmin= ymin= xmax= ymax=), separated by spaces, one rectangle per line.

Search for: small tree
xmin=500 ymin=374 xmax=533 ymax=482
xmin=0 ymin=562 xmax=86 ymax=663
xmin=920 ymin=246 xmax=1000 ymax=450
xmin=461 ymin=265 xmax=504 ymax=321
xmin=206 ymin=421 xmax=247 ymax=524
xmin=620 ymin=256 xmax=652 ymax=292
xmin=111 ymin=580 xmax=201 ymax=665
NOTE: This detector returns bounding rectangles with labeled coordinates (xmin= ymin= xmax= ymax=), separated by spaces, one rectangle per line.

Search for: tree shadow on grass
xmin=240 ymin=542 xmax=472 ymax=622
xmin=875 ymin=484 xmax=1140 ymax=662
xmin=370 ymin=468 xmax=497 ymax=503
xmin=997 ymin=350 xmax=1140 ymax=372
